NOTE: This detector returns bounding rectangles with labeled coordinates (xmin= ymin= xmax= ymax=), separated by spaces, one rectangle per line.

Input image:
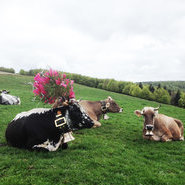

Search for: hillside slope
xmin=0 ymin=74 xmax=185 ymax=185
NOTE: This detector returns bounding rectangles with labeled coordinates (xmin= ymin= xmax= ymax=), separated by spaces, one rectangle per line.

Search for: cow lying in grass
xmin=0 ymin=90 xmax=21 ymax=105
xmin=79 ymin=96 xmax=123 ymax=128
xmin=5 ymin=101 xmax=94 ymax=151
xmin=135 ymin=106 xmax=184 ymax=142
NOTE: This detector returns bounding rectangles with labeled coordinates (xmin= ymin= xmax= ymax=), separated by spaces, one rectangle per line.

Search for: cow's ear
xmin=134 ymin=110 xmax=142 ymax=117
xmin=107 ymin=96 xmax=113 ymax=101
xmin=106 ymin=102 xmax=110 ymax=108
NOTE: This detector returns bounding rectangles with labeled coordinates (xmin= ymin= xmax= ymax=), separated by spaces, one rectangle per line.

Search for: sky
xmin=0 ymin=0 xmax=185 ymax=82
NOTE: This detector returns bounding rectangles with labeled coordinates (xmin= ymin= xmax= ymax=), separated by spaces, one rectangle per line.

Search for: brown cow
xmin=79 ymin=96 xmax=123 ymax=128
xmin=134 ymin=106 xmax=184 ymax=142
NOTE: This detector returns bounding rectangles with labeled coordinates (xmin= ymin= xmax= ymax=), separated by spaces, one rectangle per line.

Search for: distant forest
xmin=0 ymin=67 xmax=185 ymax=108
xmin=142 ymin=81 xmax=185 ymax=92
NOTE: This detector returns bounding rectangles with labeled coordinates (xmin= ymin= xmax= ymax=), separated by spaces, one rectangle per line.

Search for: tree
xmin=107 ymin=80 xmax=119 ymax=92
xmin=140 ymin=86 xmax=154 ymax=100
xmin=178 ymin=92 xmax=185 ymax=108
xmin=157 ymin=83 xmax=161 ymax=89
xmin=139 ymin=82 xmax=143 ymax=89
xmin=149 ymin=84 xmax=155 ymax=93
xmin=154 ymin=88 xmax=171 ymax=104
xmin=163 ymin=85 xmax=167 ymax=90
xmin=174 ymin=90 xmax=181 ymax=106
xmin=168 ymin=89 xmax=172 ymax=96
xmin=102 ymin=79 xmax=111 ymax=90
xmin=130 ymin=85 xmax=142 ymax=97
xmin=122 ymin=83 xmax=132 ymax=95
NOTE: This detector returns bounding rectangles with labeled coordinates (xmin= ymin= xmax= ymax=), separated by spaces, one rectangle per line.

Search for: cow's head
xmin=68 ymin=101 xmax=94 ymax=130
xmin=104 ymin=96 xmax=123 ymax=113
xmin=134 ymin=106 xmax=160 ymax=136
xmin=54 ymin=99 xmax=94 ymax=131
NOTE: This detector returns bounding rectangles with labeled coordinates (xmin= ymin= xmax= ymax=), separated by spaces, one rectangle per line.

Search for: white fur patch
xmin=13 ymin=108 xmax=50 ymax=121
xmin=104 ymin=114 xmax=110 ymax=120
xmin=142 ymin=107 xmax=158 ymax=114
xmin=152 ymin=135 xmax=161 ymax=141
xmin=33 ymin=135 xmax=63 ymax=152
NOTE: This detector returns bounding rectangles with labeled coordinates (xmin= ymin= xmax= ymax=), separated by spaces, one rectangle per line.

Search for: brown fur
xmin=135 ymin=107 xmax=184 ymax=142
xmin=79 ymin=97 xmax=122 ymax=128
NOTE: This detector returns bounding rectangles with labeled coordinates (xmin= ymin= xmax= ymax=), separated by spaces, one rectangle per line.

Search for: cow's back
xmin=154 ymin=114 xmax=181 ymax=139
xmin=79 ymin=100 xmax=101 ymax=120
xmin=5 ymin=109 xmax=60 ymax=149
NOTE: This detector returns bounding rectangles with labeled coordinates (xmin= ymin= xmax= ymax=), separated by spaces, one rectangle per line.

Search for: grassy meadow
xmin=0 ymin=74 xmax=185 ymax=185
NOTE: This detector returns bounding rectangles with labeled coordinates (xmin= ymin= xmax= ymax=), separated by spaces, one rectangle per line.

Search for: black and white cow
xmin=0 ymin=90 xmax=21 ymax=105
xmin=5 ymin=102 xmax=94 ymax=151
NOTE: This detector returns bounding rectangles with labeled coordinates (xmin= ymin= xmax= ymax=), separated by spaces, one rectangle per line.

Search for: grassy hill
xmin=0 ymin=74 xmax=185 ymax=185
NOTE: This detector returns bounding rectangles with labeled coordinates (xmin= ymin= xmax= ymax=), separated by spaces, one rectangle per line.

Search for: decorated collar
xmin=100 ymin=101 xmax=108 ymax=114
xmin=54 ymin=108 xmax=71 ymax=134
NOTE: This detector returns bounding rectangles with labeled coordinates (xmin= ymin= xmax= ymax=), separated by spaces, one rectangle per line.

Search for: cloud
xmin=0 ymin=0 xmax=185 ymax=82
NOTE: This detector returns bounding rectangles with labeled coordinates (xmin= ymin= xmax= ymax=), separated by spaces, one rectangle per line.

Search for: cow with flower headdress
xmin=5 ymin=69 xmax=94 ymax=151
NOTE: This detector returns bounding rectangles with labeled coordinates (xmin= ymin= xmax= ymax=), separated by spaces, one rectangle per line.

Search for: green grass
xmin=0 ymin=74 xmax=185 ymax=185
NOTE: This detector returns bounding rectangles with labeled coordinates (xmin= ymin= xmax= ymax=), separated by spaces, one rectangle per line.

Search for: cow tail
xmin=174 ymin=119 xmax=184 ymax=137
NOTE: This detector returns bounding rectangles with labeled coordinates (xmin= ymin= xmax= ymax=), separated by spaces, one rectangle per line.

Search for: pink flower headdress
xmin=33 ymin=69 xmax=75 ymax=104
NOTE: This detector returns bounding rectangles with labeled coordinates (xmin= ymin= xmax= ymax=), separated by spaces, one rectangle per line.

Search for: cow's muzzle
xmin=146 ymin=125 xmax=154 ymax=131
xmin=119 ymin=108 xmax=123 ymax=113
xmin=145 ymin=125 xmax=154 ymax=136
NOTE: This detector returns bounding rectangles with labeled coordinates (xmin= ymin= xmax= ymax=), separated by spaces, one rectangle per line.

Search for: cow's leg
xmin=161 ymin=132 xmax=173 ymax=142
xmin=33 ymin=135 xmax=63 ymax=152
xmin=93 ymin=120 xmax=101 ymax=128
xmin=61 ymin=143 xmax=68 ymax=149
xmin=151 ymin=135 xmax=161 ymax=141
xmin=143 ymin=135 xmax=161 ymax=141
xmin=103 ymin=114 xmax=109 ymax=120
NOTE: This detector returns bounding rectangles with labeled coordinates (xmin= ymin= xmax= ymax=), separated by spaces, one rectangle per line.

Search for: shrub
xmin=154 ymin=88 xmax=171 ymax=104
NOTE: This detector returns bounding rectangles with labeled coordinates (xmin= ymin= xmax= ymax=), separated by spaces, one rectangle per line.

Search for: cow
xmin=0 ymin=90 xmax=21 ymax=105
xmin=79 ymin=96 xmax=123 ymax=128
xmin=134 ymin=106 xmax=184 ymax=142
xmin=5 ymin=101 xmax=94 ymax=151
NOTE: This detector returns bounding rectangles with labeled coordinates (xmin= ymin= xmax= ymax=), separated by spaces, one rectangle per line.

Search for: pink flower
xmin=63 ymin=74 xmax=66 ymax=79
xmin=33 ymin=82 xmax=39 ymax=88
xmin=33 ymin=69 xmax=75 ymax=105
xmin=53 ymin=70 xmax=59 ymax=76
xmin=69 ymin=91 xmax=75 ymax=99
xmin=70 ymin=80 xmax=74 ymax=85
xmin=49 ymin=69 xmax=58 ymax=77
xmin=48 ymin=97 xmax=55 ymax=104
xmin=49 ymin=69 xmax=53 ymax=76
xmin=34 ymin=73 xmax=41 ymax=81
xmin=65 ymin=79 xmax=70 ymax=85
xmin=38 ymin=84 xmax=46 ymax=95
xmin=33 ymin=88 xmax=40 ymax=95
xmin=45 ymin=72 xmax=50 ymax=76
xmin=43 ymin=77 xmax=50 ymax=84
xmin=61 ymin=81 xmax=67 ymax=88
xmin=55 ymin=78 xmax=61 ymax=85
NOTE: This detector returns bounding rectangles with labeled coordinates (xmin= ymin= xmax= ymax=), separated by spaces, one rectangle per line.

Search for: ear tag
xmin=106 ymin=102 xmax=110 ymax=108
xmin=57 ymin=110 xmax=62 ymax=115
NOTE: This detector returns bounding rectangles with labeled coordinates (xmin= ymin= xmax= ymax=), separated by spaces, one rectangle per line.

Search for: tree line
xmin=0 ymin=67 xmax=15 ymax=73
xmin=0 ymin=67 xmax=184 ymax=108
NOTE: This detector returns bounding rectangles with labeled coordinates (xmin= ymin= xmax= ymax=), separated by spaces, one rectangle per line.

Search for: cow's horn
xmin=62 ymin=100 xmax=69 ymax=106
xmin=154 ymin=104 xmax=161 ymax=111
